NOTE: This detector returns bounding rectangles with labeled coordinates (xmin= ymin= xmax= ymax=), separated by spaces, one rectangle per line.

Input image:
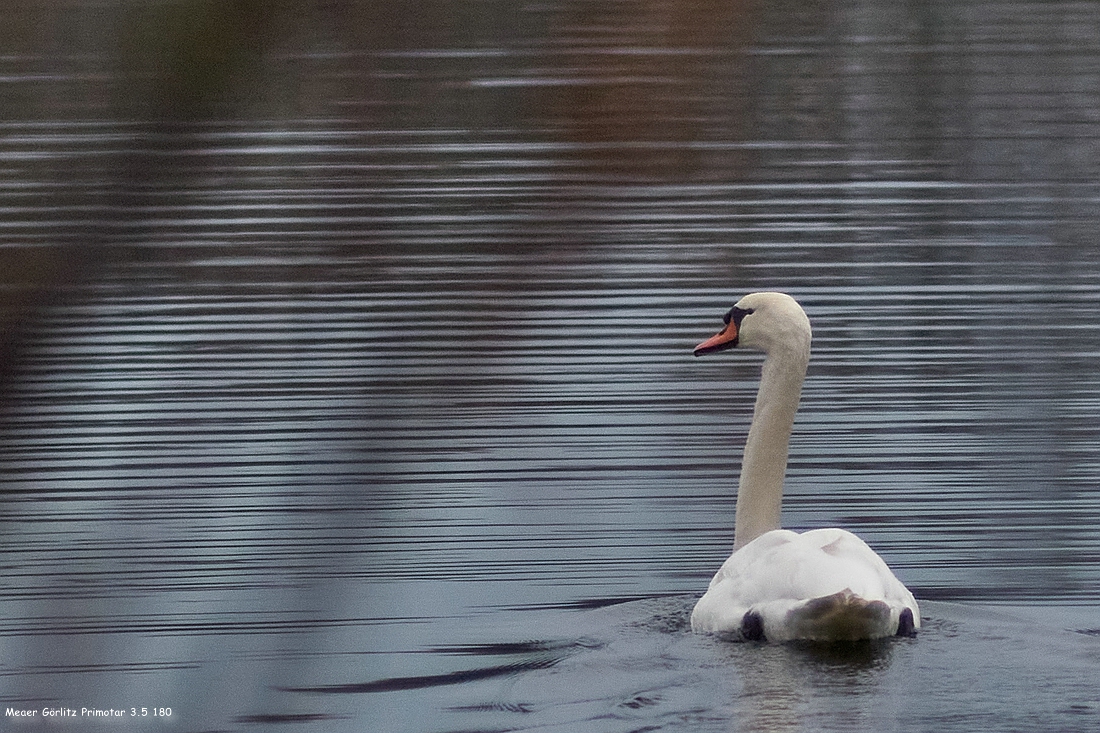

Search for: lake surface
xmin=2 ymin=1 xmax=1100 ymax=731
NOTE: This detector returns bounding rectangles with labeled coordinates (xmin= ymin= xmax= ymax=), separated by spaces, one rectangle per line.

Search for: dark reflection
xmin=235 ymin=712 xmax=346 ymax=724
xmin=788 ymin=638 xmax=902 ymax=671
xmin=282 ymin=659 xmax=559 ymax=695
xmin=543 ymin=0 xmax=758 ymax=178
xmin=725 ymin=637 xmax=903 ymax=732
xmin=279 ymin=637 xmax=588 ymax=694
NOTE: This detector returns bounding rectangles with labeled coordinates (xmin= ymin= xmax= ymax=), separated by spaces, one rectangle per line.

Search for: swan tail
xmin=765 ymin=589 xmax=908 ymax=642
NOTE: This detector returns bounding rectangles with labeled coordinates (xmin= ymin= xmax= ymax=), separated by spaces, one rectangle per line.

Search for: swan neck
xmin=733 ymin=344 xmax=808 ymax=549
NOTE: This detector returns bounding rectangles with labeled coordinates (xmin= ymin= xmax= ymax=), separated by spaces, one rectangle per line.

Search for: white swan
xmin=690 ymin=292 xmax=919 ymax=642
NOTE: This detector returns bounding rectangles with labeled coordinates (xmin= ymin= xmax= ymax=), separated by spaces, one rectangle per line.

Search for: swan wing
xmin=690 ymin=528 xmax=919 ymax=641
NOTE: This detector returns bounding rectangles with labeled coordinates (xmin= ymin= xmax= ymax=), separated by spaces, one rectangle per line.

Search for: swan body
xmin=690 ymin=528 xmax=918 ymax=641
xmin=689 ymin=292 xmax=919 ymax=641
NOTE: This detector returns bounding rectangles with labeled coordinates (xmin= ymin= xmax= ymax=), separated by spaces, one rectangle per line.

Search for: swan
xmin=689 ymin=292 xmax=919 ymax=642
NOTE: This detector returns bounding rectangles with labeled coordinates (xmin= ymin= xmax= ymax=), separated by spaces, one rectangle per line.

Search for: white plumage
xmin=690 ymin=528 xmax=919 ymax=641
xmin=690 ymin=293 xmax=919 ymax=641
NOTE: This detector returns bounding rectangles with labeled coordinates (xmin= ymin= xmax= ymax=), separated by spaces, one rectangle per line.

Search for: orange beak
xmin=694 ymin=321 xmax=739 ymax=356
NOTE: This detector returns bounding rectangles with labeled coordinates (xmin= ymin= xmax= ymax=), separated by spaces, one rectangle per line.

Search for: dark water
xmin=3 ymin=1 xmax=1100 ymax=731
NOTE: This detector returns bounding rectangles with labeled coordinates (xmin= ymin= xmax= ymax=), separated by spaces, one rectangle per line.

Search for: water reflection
xmin=726 ymin=636 xmax=904 ymax=732
xmin=3 ymin=0 xmax=1100 ymax=731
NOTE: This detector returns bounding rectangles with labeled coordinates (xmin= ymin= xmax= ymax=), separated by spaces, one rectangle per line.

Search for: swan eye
xmin=724 ymin=306 xmax=755 ymax=326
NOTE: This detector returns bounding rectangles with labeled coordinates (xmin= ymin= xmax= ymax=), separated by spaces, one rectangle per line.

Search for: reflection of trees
xmin=543 ymin=0 xmax=757 ymax=178
xmin=0 ymin=0 xmax=762 ymax=381
xmin=1 ymin=1 xmax=297 ymax=377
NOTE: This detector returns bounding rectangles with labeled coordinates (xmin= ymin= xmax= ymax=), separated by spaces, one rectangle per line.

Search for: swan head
xmin=694 ymin=292 xmax=811 ymax=357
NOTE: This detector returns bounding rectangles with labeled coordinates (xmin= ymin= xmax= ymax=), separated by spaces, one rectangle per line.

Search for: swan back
xmin=690 ymin=528 xmax=920 ymax=641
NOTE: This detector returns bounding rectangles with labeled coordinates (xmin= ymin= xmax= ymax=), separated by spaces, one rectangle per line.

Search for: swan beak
xmin=694 ymin=323 xmax=739 ymax=356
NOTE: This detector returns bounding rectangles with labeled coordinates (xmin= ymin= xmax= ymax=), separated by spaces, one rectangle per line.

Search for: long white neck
xmin=733 ymin=341 xmax=809 ymax=549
